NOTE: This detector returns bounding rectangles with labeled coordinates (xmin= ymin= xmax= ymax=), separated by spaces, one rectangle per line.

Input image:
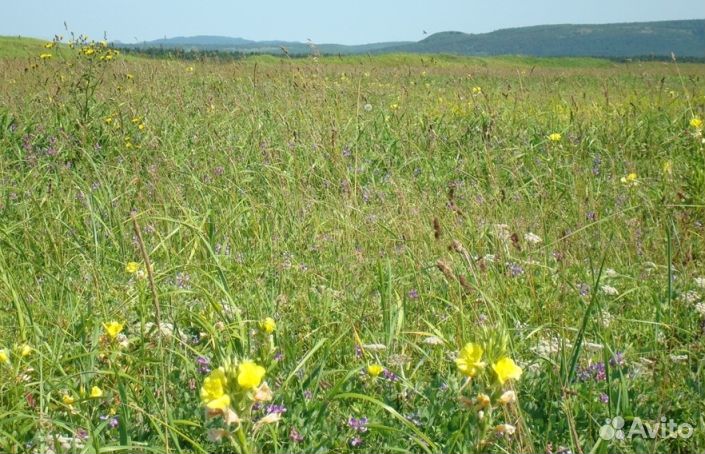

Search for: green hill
xmin=386 ymin=20 xmax=705 ymax=57
xmin=0 ymin=36 xmax=53 ymax=58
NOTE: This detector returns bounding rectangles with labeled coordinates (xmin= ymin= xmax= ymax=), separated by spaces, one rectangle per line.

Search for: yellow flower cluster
xmin=455 ymin=342 xmax=523 ymax=384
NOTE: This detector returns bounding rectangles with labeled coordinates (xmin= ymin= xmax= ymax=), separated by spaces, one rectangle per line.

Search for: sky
xmin=2 ymin=0 xmax=703 ymax=44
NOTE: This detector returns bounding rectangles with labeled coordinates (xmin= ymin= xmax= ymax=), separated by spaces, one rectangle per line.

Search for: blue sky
xmin=2 ymin=0 xmax=703 ymax=44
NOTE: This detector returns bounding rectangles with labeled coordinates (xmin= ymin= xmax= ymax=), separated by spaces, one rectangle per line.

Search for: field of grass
xmin=1 ymin=37 xmax=704 ymax=453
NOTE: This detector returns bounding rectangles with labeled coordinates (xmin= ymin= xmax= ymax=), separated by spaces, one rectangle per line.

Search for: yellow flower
xmin=62 ymin=394 xmax=75 ymax=405
xmin=206 ymin=393 xmax=231 ymax=411
xmin=690 ymin=117 xmax=703 ymax=129
xmin=44 ymin=42 xmax=55 ymax=49
xmin=138 ymin=123 xmax=145 ymax=130
xmin=620 ymin=172 xmax=638 ymax=186
xmin=103 ymin=321 xmax=124 ymax=339
xmin=19 ymin=344 xmax=32 ymax=357
xmin=492 ymin=357 xmax=523 ymax=384
xmin=455 ymin=343 xmax=485 ymax=377
xmin=201 ymin=368 xmax=227 ymax=402
xmin=367 ymin=364 xmax=384 ymax=378
xmin=662 ymin=160 xmax=672 ymax=176
xmin=39 ymin=53 xmax=52 ymax=60
xmin=258 ymin=317 xmax=276 ymax=334
xmin=0 ymin=349 xmax=9 ymax=364
xmin=472 ymin=86 xmax=482 ymax=95
xmin=548 ymin=133 xmax=562 ymax=142
xmin=125 ymin=262 xmax=140 ymax=273
xmin=90 ymin=386 xmax=103 ymax=398
xmin=237 ymin=360 xmax=266 ymax=390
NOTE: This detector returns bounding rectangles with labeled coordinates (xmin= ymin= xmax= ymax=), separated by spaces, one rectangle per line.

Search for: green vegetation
xmin=115 ymin=19 xmax=705 ymax=58
xmin=0 ymin=36 xmax=53 ymax=58
xmin=1 ymin=36 xmax=705 ymax=454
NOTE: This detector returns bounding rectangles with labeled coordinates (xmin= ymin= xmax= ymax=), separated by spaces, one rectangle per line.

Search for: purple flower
xmin=347 ymin=417 xmax=368 ymax=433
xmin=303 ymin=389 xmax=313 ymax=400
xmin=382 ymin=369 xmax=399 ymax=382
xmin=196 ymin=356 xmax=211 ymax=374
xmin=599 ymin=393 xmax=609 ymax=404
xmin=407 ymin=289 xmax=419 ymax=299
xmin=342 ymin=146 xmax=352 ymax=157
xmin=289 ymin=427 xmax=304 ymax=443
xmin=266 ymin=404 xmax=287 ymax=415
xmin=507 ymin=262 xmax=524 ymax=277
xmin=586 ymin=211 xmax=597 ymax=222
xmin=75 ymin=428 xmax=89 ymax=440
xmin=354 ymin=345 xmax=363 ymax=359
xmin=273 ymin=350 xmax=284 ymax=361
xmin=609 ymin=352 xmax=625 ymax=367
xmin=350 ymin=436 xmax=364 ymax=447
xmin=100 ymin=415 xmax=119 ymax=429
xmin=578 ymin=283 xmax=590 ymax=297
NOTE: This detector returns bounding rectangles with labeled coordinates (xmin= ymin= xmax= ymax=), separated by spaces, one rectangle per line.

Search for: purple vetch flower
xmin=593 ymin=362 xmax=606 ymax=381
xmin=350 ymin=436 xmax=364 ymax=447
xmin=75 ymin=428 xmax=89 ymax=441
xmin=355 ymin=345 xmax=363 ymax=359
xmin=196 ymin=356 xmax=211 ymax=374
xmin=609 ymin=352 xmax=625 ymax=367
xmin=266 ymin=403 xmax=287 ymax=415
xmin=586 ymin=211 xmax=597 ymax=222
xmin=382 ymin=369 xmax=399 ymax=382
xmin=507 ymin=262 xmax=524 ymax=277
xmin=100 ymin=415 xmax=119 ymax=429
xmin=599 ymin=393 xmax=609 ymax=404
xmin=578 ymin=283 xmax=590 ymax=297
xmin=407 ymin=289 xmax=419 ymax=299
xmin=273 ymin=350 xmax=284 ymax=361
xmin=592 ymin=155 xmax=602 ymax=176
xmin=289 ymin=427 xmax=304 ymax=443
xmin=347 ymin=417 xmax=368 ymax=433
xmin=303 ymin=389 xmax=313 ymax=400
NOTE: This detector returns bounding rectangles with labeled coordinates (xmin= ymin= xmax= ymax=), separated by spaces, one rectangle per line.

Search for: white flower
xmin=695 ymin=302 xmax=705 ymax=317
xmin=423 ymin=336 xmax=444 ymax=346
xmin=599 ymin=309 xmax=613 ymax=328
xmin=498 ymin=390 xmax=517 ymax=405
xmin=669 ymin=354 xmax=688 ymax=363
xmin=362 ymin=343 xmax=387 ymax=352
xmin=604 ymin=268 xmax=618 ymax=278
xmin=363 ymin=103 xmax=372 ymax=112
xmin=601 ymin=285 xmax=619 ymax=296
xmin=524 ymin=232 xmax=542 ymax=244
xmin=679 ymin=290 xmax=701 ymax=304
xmin=495 ymin=424 xmax=516 ymax=436
xmin=695 ymin=277 xmax=705 ymax=289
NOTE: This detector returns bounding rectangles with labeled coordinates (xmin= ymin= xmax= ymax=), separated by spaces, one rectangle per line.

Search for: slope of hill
xmin=0 ymin=36 xmax=52 ymax=58
xmin=386 ymin=20 xmax=705 ymax=57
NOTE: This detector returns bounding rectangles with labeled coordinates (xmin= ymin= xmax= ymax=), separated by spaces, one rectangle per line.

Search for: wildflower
xmin=237 ymin=360 xmax=266 ymax=390
xmin=548 ymin=133 xmax=562 ymax=142
xmin=350 ymin=436 xmax=364 ymax=447
xmin=0 ymin=349 xmax=10 ymax=364
xmin=694 ymin=277 xmax=705 ymax=289
xmin=44 ymin=42 xmax=55 ymax=49
xmin=695 ymin=302 xmax=705 ymax=317
xmin=498 ymin=390 xmax=517 ymax=405
xmin=258 ymin=317 xmax=276 ymax=334
xmin=690 ymin=117 xmax=703 ymax=129
xmin=348 ymin=417 xmax=369 ymax=433
xmin=201 ymin=368 xmax=231 ymax=411
xmin=254 ymin=412 xmax=282 ymax=430
xmin=62 ymin=394 xmax=75 ymax=406
xmin=679 ymin=290 xmax=701 ymax=304
xmin=423 ymin=335 xmax=444 ymax=346
xmin=601 ymin=285 xmax=619 ymax=296
xmin=495 ymin=424 xmax=516 ymax=436
xmin=289 ymin=427 xmax=304 ymax=442
xmin=599 ymin=393 xmax=609 ymax=404
xmin=472 ymin=86 xmax=482 ymax=95
xmin=254 ymin=382 xmax=273 ymax=402
xmin=19 ymin=344 xmax=32 ymax=357
xmin=475 ymin=393 xmax=491 ymax=409
xmin=609 ymin=352 xmax=625 ymax=367
xmin=90 ymin=386 xmax=103 ymax=398
xmin=524 ymin=232 xmax=542 ymax=244
xmin=620 ymin=172 xmax=638 ymax=187
xmin=382 ymin=368 xmax=399 ymax=382
xmin=492 ymin=357 xmax=523 ymax=384
xmin=102 ymin=321 xmax=124 ymax=339
xmin=196 ymin=356 xmax=211 ymax=374
xmin=125 ymin=262 xmax=140 ymax=273
xmin=662 ymin=160 xmax=672 ymax=175
xmin=266 ymin=403 xmax=287 ymax=415
xmin=367 ymin=364 xmax=383 ymax=378
xmin=455 ymin=343 xmax=485 ymax=378
xmin=362 ymin=343 xmax=387 ymax=352
xmin=363 ymin=103 xmax=372 ymax=112
xmin=407 ymin=288 xmax=419 ymax=299
xmin=40 ymin=53 xmax=52 ymax=60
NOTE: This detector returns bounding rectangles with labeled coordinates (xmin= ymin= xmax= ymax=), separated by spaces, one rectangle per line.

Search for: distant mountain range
xmin=115 ymin=19 xmax=705 ymax=58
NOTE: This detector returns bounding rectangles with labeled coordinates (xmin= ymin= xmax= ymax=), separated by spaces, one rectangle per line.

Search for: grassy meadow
xmin=1 ymin=36 xmax=705 ymax=453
